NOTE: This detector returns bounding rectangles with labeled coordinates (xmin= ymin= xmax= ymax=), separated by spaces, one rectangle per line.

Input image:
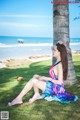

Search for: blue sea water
xmin=0 ymin=36 xmax=80 ymax=60
xmin=0 ymin=36 xmax=53 ymax=44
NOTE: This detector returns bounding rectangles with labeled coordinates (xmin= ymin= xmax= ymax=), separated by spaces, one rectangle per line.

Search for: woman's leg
xmin=29 ymin=86 xmax=40 ymax=103
xmin=29 ymin=79 xmax=42 ymax=103
xmin=8 ymin=76 xmax=46 ymax=106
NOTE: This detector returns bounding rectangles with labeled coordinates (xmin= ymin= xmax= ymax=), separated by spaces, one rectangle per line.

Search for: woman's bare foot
xmin=29 ymin=93 xmax=40 ymax=103
xmin=8 ymin=97 xmax=23 ymax=106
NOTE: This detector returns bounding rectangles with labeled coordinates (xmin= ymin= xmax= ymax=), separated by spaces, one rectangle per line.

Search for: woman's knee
xmin=31 ymin=78 xmax=38 ymax=85
xmin=33 ymin=74 xmax=39 ymax=79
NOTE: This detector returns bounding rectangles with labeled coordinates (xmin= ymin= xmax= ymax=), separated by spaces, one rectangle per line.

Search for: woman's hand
xmin=33 ymin=74 xmax=42 ymax=80
xmin=33 ymin=74 xmax=52 ymax=81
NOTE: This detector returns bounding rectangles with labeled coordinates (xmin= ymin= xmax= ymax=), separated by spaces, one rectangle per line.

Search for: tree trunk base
xmin=64 ymin=79 xmax=77 ymax=86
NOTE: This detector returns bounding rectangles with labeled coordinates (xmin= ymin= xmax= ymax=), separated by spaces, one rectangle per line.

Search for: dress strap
xmin=49 ymin=61 xmax=61 ymax=79
xmin=50 ymin=61 xmax=61 ymax=79
xmin=53 ymin=61 xmax=61 ymax=67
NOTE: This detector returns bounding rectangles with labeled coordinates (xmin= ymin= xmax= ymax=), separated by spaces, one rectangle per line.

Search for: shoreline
xmin=0 ymin=42 xmax=80 ymax=48
xmin=0 ymin=51 xmax=80 ymax=68
xmin=0 ymin=54 xmax=52 ymax=68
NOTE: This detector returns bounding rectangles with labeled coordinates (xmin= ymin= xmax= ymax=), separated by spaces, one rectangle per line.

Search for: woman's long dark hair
xmin=56 ymin=43 xmax=68 ymax=80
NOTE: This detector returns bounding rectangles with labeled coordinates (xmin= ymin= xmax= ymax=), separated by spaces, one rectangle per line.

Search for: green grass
xmin=0 ymin=56 xmax=80 ymax=120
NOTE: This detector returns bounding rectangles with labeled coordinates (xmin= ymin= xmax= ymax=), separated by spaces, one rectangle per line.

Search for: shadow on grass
xmin=74 ymin=61 xmax=80 ymax=80
xmin=0 ymin=60 xmax=80 ymax=120
xmin=0 ymin=60 xmax=51 ymax=106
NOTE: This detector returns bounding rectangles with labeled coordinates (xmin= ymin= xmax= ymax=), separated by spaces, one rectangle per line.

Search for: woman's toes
xmin=8 ymin=102 xmax=12 ymax=106
xmin=8 ymin=100 xmax=23 ymax=106
xmin=28 ymin=93 xmax=40 ymax=103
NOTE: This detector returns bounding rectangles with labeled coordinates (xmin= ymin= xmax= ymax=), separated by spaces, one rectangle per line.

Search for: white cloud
xmin=0 ymin=22 xmax=53 ymax=37
xmin=0 ymin=22 xmax=51 ymax=28
xmin=0 ymin=14 xmax=52 ymax=19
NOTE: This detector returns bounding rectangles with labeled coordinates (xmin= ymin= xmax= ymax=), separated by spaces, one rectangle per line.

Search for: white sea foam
xmin=0 ymin=42 xmax=80 ymax=48
xmin=17 ymin=39 xmax=24 ymax=41
xmin=0 ymin=43 xmax=6 ymax=46
xmin=0 ymin=43 xmax=52 ymax=48
xmin=70 ymin=43 xmax=80 ymax=45
xmin=32 ymin=48 xmax=42 ymax=51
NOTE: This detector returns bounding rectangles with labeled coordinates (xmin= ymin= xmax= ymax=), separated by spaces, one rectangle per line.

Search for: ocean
xmin=0 ymin=36 xmax=80 ymax=60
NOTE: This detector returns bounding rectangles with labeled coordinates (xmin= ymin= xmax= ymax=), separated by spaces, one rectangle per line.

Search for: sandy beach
xmin=0 ymin=54 xmax=52 ymax=68
xmin=0 ymin=50 xmax=80 ymax=69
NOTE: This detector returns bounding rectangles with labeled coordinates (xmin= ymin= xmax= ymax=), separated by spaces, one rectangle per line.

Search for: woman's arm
xmin=33 ymin=74 xmax=52 ymax=81
xmin=34 ymin=63 xmax=63 ymax=85
xmin=39 ymin=75 xmax=63 ymax=85
xmin=34 ymin=75 xmax=63 ymax=85
xmin=41 ymin=76 xmax=52 ymax=81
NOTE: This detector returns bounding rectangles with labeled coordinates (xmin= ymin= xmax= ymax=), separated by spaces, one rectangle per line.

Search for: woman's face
xmin=52 ymin=46 xmax=60 ymax=58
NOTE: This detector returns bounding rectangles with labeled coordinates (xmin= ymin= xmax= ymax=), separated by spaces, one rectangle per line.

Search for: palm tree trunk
xmin=53 ymin=0 xmax=77 ymax=84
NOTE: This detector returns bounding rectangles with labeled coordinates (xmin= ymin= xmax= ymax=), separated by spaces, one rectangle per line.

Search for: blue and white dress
xmin=40 ymin=62 xmax=78 ymax=104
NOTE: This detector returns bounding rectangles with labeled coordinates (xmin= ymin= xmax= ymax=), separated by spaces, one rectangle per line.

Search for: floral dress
xmin=40 ymin=62 xmax=78 ymax=104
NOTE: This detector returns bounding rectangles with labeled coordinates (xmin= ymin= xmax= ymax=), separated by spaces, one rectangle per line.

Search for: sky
xmin=0 ymin=0 xmax=80 ymax=38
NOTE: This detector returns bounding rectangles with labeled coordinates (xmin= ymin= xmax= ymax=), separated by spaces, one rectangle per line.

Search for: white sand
xmin=0 ymin=55 xmax=52 ymax=68
xmin=0 ymin=63 xmax=6 ymax=68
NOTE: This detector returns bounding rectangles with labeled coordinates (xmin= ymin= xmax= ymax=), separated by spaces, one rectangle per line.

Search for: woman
xmin=8 ymin=42 xmax=78 ymax=106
